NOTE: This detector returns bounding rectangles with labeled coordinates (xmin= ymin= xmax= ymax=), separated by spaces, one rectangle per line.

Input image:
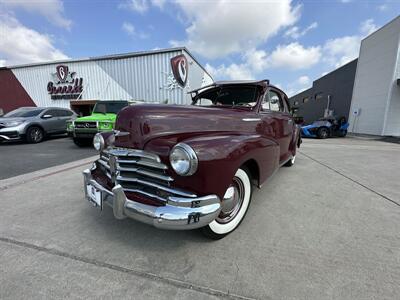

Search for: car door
xmin=40 ymin=109 xmax=62 ymax=133
xmin=260 ymin=89 xmax=293 ymax=164
xmin=58 ymin=109 xmax=74 ymax=132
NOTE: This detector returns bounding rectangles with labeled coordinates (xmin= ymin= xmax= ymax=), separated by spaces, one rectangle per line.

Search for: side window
xmin=45 ymin=109 xmax=59 ymax=117
xmin=268 ymin=91 xmax=283 ymax=112
xmin=195 ymin=98 xmax=213 ymax=106
xmin=59 ymin=109 xmax=73 ymax=117
xmin=261 ymin=93 xmax=270 ymax=111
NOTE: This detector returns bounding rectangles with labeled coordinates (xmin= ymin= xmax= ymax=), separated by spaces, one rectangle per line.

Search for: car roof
xmin=189 ymin=79 xmax=270 ymax=94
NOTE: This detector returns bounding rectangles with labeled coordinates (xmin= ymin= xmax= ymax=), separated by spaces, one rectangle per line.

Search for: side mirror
xmin=42 ymin=114 xmax=53 ymax=119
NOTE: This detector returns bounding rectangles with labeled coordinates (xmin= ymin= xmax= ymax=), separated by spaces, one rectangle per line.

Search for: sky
xmin=0 ymin=0 xmax=399 ymax=96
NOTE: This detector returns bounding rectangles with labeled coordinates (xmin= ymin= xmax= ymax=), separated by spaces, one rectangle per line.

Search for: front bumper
xmin=71 ymin=128 xmax=112 ymax=139
xmin=83 ymin=169 xmax=221 ymax=230
xmin=0 ymin=126 xmax=24 ymax=141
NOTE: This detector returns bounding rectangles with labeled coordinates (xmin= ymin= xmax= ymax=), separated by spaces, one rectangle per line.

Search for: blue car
xmin=301 ymin=117 xmax=349 ymax=139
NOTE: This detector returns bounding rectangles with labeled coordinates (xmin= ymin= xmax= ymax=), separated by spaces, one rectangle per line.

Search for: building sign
xmin=170 ymin=54 xmax=188 ymax=87
xmin=47 ymin=65 xmax=83 ymax=100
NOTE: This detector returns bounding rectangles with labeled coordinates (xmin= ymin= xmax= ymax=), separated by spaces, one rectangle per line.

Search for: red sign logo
xmin=56 ymin=65 xmax=69 ymax=82
xmin=170 ymin=54 xmax=188 ymax=87
xmin=47 ymin=65 xmax=83 ymax=100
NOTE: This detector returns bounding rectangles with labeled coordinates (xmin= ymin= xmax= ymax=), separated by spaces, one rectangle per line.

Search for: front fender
xmin=145 ymin=133 xmax=279 ymax=200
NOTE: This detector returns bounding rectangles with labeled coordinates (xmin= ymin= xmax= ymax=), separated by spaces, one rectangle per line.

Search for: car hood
xmin=0 ymin=117 xmax=30 ymax=123
xmin=114 ymin=104 xmax=258 ymax=149
xmin=75 ymin=113 xmax=116 ymax=122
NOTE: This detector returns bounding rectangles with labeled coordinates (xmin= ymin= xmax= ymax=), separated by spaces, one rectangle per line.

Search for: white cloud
xmin=297 ymin=75 xmax=310 ymax=85
xmin=378 ymin=4 xmax=388 ymax=11
xmin=0 ymin=14 xmax=68 ymax=66
xmin=323 ymin=36 xmax=360 ymax=68
xmin=360 ymin=18 xmax=378 ymax=35
xmin=243 ymin=49 xmax=268 ymax=73
xmin=122 ymin=22 xmax=136 ymax=35
xmin=285 ymin=22 xmax=318 ymax=39
xmin=206 ymin=43 xmax=320 ymax=81
xmin=323 ymin=19 xmax=378 ymax=68
xmin=268 ymin=42 xmax=321 ymax=70
xmin=205 ymin=63 xmax=254 ymax=80
xmin=122 ymin=21 xmax=149 ymax=39
xmin=0 ymin=0 xmax=72 ymax=29
xmin=171 ymin=0 xmax=300 ymax=59
xmin=284 ymin=75 xmax=312 ymax=97
xmin=119 ymin=0 xmax=165 ymax=13
xmin=0 ymin=59 xmax=6 ymax=67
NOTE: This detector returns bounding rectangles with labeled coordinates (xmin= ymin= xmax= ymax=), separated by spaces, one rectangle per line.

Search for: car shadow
xmin=0 ymin=134 xmax=69 ymax=146
xmin=83 ymin=204 xmax=215 ymax=251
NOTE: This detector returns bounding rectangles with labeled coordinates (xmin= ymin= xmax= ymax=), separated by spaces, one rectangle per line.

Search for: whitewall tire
xmin=202 ymin=168 xmax=252 ymax=239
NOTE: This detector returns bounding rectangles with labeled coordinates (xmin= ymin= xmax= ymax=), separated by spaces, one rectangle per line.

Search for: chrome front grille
xmin=98 ymin=148 xmax=197 ymax=203
xmin=75 ymin=121 xmax=97 ymax=129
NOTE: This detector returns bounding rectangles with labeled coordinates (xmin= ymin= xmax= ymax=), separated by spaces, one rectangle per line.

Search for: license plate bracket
xmin=86 ymin=184 xmax=102 ymax=210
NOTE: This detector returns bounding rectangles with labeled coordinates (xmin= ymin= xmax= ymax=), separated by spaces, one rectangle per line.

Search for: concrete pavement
xmin=0 ymin=137 xmax=399 ymax=299
xmin=0 ymin=136 xmax=96 ymax=180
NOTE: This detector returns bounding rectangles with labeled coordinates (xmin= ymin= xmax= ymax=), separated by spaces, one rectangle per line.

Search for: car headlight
xmin=169 ymin=143 xmax=198 ymax=176
xmin=99 ymin=122 xmax=112 ymax=129
xmin=93 ymin=133 xmax=105 ymax=151
xmin=4 ymin=120 xmax=24 ymax=127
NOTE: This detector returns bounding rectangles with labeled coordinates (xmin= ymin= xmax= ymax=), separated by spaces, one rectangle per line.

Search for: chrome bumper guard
xmin=83 ymin=169 xmax=221 ymax=230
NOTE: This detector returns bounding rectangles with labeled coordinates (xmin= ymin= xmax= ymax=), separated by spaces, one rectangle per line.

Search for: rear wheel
xmin=202 ymin=167 xmax=252 ymax=239
xmin=317 ymin=127 xmax=329 ymax=139
xmin=26 ymin=126 xmax=44 ymax=143
xmin=73 ymin=138 xmax=92 ymax=147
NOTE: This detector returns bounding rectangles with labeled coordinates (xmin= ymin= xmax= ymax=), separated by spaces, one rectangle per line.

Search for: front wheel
xmin=202 ymin=168 xmax=252 ymax=239
xmin=26 ymin=126 xmax=44 ymax=143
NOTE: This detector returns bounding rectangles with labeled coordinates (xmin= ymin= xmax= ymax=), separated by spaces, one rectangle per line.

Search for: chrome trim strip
xmin=98 ymin=159 xmax=110 ymax=170
xmin=118 ymin=166 xmax=174 ymax=182
xmin=123 ymin=188 xmax=167 ymax=203
xmin=114 ymin=130 xmax=130 ymax=137
xmin=242 ymin=118 xmax=261 ymax=121
xmin=117 ymin=159 xmax=168 ymax=170
xmin=104 ymin=148 xmax=161 ymax=163
xmin=116 ymin=175 xmax=197 ymax=198
xmin=0 ymin=135 xmax=11 ymax=140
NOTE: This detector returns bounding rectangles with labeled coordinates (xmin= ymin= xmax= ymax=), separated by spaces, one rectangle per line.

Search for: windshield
xmin=4 ymin=108 xmax=45 ymax=118
xmin=193 ymin=86 xmax=258 ymax=107
xmin=93 ymin=102 xmax=128 ymax=114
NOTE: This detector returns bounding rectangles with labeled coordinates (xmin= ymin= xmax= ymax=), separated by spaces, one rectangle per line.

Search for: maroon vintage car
xmin=83 ymin=80 xmax=301 ymax=239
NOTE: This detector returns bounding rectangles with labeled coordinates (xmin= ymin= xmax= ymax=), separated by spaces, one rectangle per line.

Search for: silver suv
xmin=0 ymin=107 xmax=77 ymax=143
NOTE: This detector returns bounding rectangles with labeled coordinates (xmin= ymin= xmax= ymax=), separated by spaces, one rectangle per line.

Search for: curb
xmin=0 ymin=155 xmax=98 ymax=191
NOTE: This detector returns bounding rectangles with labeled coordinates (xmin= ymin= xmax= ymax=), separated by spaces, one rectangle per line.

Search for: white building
xmin=349 ymin=16 xmax=400 ymax=136
xmin=0 ymin=47 xmax=213 ymax=115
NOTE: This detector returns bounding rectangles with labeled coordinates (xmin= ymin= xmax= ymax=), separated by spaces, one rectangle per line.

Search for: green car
xmin=68 ymin=100 xmax=129 ymax=147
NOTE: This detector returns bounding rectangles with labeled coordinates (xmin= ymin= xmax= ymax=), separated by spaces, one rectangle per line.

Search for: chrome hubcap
xmin=217 ymin=177 xmax=244 ymax=224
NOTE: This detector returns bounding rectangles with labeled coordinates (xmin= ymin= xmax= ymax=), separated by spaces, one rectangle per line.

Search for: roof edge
xmin=6 ymin=47 xmax=188 ymax=69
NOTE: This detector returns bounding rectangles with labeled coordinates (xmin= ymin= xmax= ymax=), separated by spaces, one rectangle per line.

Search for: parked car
xmin=301 ymin=116 xmax=349 ymax=139
xmin=0 ymin=107 xmax=77 ymax=143
xmin=68 ymin=100 xmax=130 ymax=147
xmin=83 ymin=80 xmax=301 ymax=239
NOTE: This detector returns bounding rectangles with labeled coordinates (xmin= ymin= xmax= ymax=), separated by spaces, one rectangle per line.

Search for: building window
xmin=315 ymin=92 xmax=323 ymax=100
xmin=303 ymin=97 xmax=310 ymax=103
xmin=294 ymin=101 xmax=299 ymax=106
